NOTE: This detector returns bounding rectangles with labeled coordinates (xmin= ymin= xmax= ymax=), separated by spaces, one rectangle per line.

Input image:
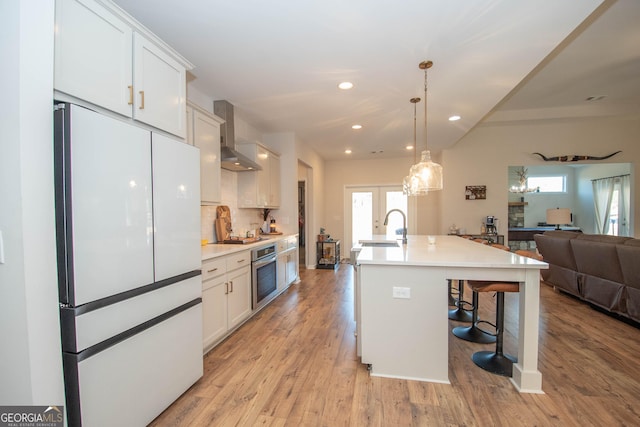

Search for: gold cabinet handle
xmin=139 ymin=90 xmax=145 ymax=109
xmin=207 ymin=268 xmax=218 ymax=273
xmin=237 ymin=259 xmax=245 ymax=263
xmin=128 ymin=85 xmax=133 ymax=105
xmin=230 ymin=280 xmax=234 ymax=293
xmin=225 ymin=282 xmax=229 ymax=295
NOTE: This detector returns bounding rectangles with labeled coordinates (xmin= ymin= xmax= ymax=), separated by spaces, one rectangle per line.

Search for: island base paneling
xmin=359 ymin=264 xmax=450 ymax=382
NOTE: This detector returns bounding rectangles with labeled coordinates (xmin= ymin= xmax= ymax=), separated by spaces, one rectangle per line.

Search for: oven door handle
xmin=253 ymin=254 xmax=277 ymax=268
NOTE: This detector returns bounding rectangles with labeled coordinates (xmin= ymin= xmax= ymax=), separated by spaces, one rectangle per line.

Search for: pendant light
xmin=406 ymin=60 xmax=443 ymax=195
xmin=403 ymin=97 xmax=421 ymax=195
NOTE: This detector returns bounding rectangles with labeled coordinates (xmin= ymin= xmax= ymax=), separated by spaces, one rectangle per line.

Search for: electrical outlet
xmin=392 ymin=286 xmax=411 ymax=299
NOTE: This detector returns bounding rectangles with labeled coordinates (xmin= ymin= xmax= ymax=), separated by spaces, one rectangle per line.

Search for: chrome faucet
xmin=383 ymin=209 xmax=407 ymax=244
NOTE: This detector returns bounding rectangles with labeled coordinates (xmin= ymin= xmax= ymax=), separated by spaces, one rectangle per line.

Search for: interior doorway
xmin=298 ymin=180 xmax=306 ymax=266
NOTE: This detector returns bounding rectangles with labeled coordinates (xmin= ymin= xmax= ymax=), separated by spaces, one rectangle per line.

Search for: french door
xmin=344 ymin=185 xmax=415 ymax=251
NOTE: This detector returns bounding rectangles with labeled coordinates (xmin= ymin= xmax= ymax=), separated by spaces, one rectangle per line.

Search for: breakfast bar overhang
xmin=355 ymin=235 xmax=548 ymax=393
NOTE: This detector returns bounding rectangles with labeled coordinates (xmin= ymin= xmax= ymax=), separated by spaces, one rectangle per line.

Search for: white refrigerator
xmin=54 ymin=103 xmax=203 ymax=426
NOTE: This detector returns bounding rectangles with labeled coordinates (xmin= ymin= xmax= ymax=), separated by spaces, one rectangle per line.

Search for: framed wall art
xmin=465 ymin=185 xmax=486 ymax=200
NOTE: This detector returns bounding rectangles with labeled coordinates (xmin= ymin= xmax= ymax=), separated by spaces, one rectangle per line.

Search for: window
xmin=527 ymin=175 xmax=566 ymax=193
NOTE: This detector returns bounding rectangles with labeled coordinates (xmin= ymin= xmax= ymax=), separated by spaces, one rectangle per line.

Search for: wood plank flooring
xmin=150 ymin=263 xmax=640 ymax=426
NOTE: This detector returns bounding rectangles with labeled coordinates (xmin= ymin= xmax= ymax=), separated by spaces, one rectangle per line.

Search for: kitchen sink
xmin=360 ymin=241 xmax=400 ymax=247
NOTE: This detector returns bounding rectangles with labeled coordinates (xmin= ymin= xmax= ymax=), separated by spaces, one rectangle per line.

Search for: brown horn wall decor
xmin=533 ymin=151 xmax=622 ymax=162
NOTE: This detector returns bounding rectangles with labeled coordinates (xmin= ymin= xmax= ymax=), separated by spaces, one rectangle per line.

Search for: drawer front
xmin=226 ymin=251 xmax=250 ymax=271
xmin=277 ymin=240 xmax=288 ymax=253
xmin=202 ymin=258 xmax=226 ymax=282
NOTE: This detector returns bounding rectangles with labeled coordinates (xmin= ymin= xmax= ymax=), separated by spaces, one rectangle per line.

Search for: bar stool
xmin=466 ymin=250 xmax=542 ymax=377
xmin=452 ymin=243 xmax=511 ymax=343
xmin=451 ymin=288 xmax=496 ymax=343
xmin=448 ymin=279 xmax=473 ymax=322
xmin=468 ymin=280 xmax=519 ymax=376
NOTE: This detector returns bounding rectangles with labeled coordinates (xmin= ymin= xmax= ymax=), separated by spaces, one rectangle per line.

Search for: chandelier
xmin=404 ymin=60 xmax=443 ymax=196
xmin=509 ymin=167 xmax=539 ymax=193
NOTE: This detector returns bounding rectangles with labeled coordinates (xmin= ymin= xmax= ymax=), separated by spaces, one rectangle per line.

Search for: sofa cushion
xmin=544 ymin=230 xmax=582 ymax=239
xmin=575 ymin=234 xmax=632 ymax=244
xmin=617 ymin=245 xmax=640 ymax=288
xmin=534 ymin=234 xmax=577 ymax=270
xmin=570 ymin=239 xmax=624 ymax=283
xmin=623 ymin=238 xmax=640 ymax=247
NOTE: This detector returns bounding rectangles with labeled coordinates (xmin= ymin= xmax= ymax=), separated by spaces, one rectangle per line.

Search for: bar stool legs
xmin=452 ymin=290 xmax=496 ymax=344
xmin=447 ymin=280 xmax=457 ymax=306
xmin=448 ymin=280 xmax=473 ymax=322
xmin=471 ymin=291 xmax=517 ymax=377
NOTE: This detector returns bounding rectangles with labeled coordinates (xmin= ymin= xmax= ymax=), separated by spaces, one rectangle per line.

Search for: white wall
xmin=0 ymin=0 xmax=65 ymax=405
xmin=444 ymin=115 xmax=639 ymax=238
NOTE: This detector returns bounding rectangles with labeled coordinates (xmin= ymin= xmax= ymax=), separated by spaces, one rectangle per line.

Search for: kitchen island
xmin=355 ymin=235 xmax=548 ymax=393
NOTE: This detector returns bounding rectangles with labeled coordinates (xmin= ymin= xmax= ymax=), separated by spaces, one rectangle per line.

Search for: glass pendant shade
xmin=404 ymin=60 xmax=443 ymax=195
xmin=407 ymin=150 xmax=443 ymax=195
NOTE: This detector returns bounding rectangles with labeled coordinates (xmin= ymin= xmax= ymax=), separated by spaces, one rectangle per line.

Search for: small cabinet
xmin=54 ymin=0 xmax=189 ymax=137
xmin=317 ymin=240 xmax=340 ymax=270
xmin=277 ymin=236 xmax=299 ymax=290
xmin=201 ymin=251 xmax=251 ymax=352
xmin=237 ymin=143 xmax=281 ymax=208
xmin=186 ymin=103 xmax=224 ymax=204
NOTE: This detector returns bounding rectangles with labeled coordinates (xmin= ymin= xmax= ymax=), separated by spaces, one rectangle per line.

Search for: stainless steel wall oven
xmin=251 ymin=244 xmax=277 ymax=310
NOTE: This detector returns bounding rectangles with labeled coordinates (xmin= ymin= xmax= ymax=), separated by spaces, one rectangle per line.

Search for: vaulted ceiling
xmin=113 ymin=0 xmax=640 ymax=160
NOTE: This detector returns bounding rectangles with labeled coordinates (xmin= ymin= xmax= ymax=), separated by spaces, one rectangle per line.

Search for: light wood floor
xmin=151 ymin=263 xmax=640 ymax=426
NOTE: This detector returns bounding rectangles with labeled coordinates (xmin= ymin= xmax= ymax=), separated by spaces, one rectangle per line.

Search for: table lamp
xmin=546 ymin=208 xmax=571 ymax=230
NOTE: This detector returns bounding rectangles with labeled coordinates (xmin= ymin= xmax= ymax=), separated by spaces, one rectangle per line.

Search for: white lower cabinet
xmin=202 ymin=251 xmax=251 ymax=352
xmin=276 ymin=236 xmax=299 ymax=291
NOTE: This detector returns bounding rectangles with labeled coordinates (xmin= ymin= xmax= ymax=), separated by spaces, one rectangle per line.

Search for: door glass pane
xmin=352 ymin=191 xmax=373 ymax=243
xmin=384 ymin=191 xmax=407 ymax=239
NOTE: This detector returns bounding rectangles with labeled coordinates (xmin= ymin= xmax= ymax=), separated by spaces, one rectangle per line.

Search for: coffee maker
xmin=484 ymin=216 xmax=498 ymax=235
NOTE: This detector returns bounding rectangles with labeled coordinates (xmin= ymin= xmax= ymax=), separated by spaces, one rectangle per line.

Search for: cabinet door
xmin=277 ymin=253 xmax=287 ymax=291
xmin=256 ymin=146 xmax=270 ymax=207
xmin=185 ymin=106 xmax=194 ymax=145
xmin=54 ymin=0 xmax=132 ymax=117
xmin=269 ymin=154 xmax=281 ymax=208
xmin=226 ymin=266 xmax=252 ymax=329
xmin=202 ymin=276 xmax=228 ymax=350
xmin=152 ymin=134 xmax=201 ymax=280
xmin=133 ymin=33 xmax=187 ymax=138
xmin=193 ymin=110 xmax=222 ymax=204
xmin=286 ymin=251 xmax=298 ymax=285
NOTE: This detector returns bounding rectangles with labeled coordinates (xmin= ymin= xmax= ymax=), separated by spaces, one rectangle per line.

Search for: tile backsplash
xmin=200 ymin=169 xmax=264 ymax=242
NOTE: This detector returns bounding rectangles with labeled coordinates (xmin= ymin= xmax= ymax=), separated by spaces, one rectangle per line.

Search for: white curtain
xmin=619 ymin=175 xmax=631 ymax=236
xmin=592 ymin=177 xmax=615 ymax=234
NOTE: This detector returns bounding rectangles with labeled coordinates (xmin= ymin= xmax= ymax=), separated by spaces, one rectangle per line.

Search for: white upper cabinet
xmin=132 ymin=33 xmax=186 ymax=137
xmin=237 ymin=143 xmax=281 ymax=209
xmin=186 ymin=103 xmax=224 ymax=205
xmin=54 ymin=0 xmax=191 ymax=138
xmin=54 ymin=0 xmax=133 ymax=117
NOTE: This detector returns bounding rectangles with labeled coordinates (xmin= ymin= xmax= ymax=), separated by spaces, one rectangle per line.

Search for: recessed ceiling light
xmin=352 ymin=124 xmax=362 ymax=130
xmin=406 ymin=145 xmax=414 ymax=150
xmin=448 ymin=115 xmax=461 ymax=121
xmin=338 ymin=82 xmax=354 ymax=90
xmin=345 ymin=149 xmax=352 ymax=154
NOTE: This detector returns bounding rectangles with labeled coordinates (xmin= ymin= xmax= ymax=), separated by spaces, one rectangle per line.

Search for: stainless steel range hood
xmin=214 ymin=100 xmax=262 ymax=172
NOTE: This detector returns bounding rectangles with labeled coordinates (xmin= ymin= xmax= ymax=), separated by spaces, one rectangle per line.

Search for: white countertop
xmin=356 ymin=235 xmax=548 ymax=270
xmin=201 ymin=233 xmax=296 ymax=261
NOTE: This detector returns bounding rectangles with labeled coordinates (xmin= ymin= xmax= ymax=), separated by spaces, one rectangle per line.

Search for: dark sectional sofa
xmin=534 ymin=230 xmax=640 ymax=323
